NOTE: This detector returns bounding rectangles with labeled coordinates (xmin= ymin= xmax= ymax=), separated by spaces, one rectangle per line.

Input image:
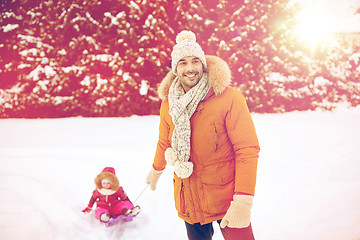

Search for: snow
xmin=28 ymin=65 xmax=43 ymax=80
xmin=91 ymin=54 xmax=112 ymax=62
xmin=1 ymin=107 xmax=360 ymax=240
xmin=62 ymin=66 xmax=86 ymax=74
xmin=2 ymin=23 xmax=19 ymax=32
xmin=139 ymin=80 xmax=149 ymax=96
xmin=80 ymin=76 xmax=91 ymax=86
xmin=28 ymin=65 xmax=56 ymax=81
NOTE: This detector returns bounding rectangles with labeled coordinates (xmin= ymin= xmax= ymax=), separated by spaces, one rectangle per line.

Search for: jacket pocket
xmin=200 ymin=167 xmax=234 ymax=214
xmin=173 ymin=176 xmax=185 ymax=215
xmin=206 ymin=122 xmax=219 ymax=153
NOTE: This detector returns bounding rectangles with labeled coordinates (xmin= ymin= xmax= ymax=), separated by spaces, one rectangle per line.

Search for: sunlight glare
xmin=294 ymin=9 xmax=335 ymax=46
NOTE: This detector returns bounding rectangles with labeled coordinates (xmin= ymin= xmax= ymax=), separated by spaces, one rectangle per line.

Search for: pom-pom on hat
xmin=102 ymin=167 xmax=115 ymax=175
xmin=171 ymin=30 xmax=207 ymax=75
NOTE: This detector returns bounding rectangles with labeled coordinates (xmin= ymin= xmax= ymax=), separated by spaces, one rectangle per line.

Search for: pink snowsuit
xmin=88 ymin=187 xmax=134 ymax=220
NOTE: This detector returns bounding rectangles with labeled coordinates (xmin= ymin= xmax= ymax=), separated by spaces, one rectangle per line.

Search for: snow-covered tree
xmin=1 ymin=0 xmax=172 ymax=117
xmin=1 ymin=0 xmax=359 ymax=117
xmin=170 ymin=0 xmax=318 ymax=112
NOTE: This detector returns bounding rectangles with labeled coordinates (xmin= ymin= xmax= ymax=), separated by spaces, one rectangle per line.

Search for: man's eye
xmin=193 ymin=60 xmax=200 ymax=64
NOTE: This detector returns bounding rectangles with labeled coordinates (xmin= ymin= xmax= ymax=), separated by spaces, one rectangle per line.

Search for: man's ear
xmin=202 ymin=65 xmax=206 ymax=73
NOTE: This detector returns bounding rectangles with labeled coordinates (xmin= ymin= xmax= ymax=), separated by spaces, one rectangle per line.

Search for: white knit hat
xmin=171 ymin=30 xmax=207 ymax=75
xmin=101 ymin=178 xmax=112 ymax=185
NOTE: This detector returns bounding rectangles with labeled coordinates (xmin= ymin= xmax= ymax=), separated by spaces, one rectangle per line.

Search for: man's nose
xmin=185 ymin=63 xmax=196 ymax=72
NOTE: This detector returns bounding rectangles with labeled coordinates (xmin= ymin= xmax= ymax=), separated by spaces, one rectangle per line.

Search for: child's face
xmin=102 ymin=182 xmax=112 ymax=189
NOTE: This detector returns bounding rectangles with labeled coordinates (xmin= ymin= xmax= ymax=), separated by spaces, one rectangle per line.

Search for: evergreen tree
xmin=1 ymin=0 xmax=359 ymax=117
xmin=171 ymin=0 xmax=318 ymax=112
xmin=0 ymin=0 xmax=172 ymax=117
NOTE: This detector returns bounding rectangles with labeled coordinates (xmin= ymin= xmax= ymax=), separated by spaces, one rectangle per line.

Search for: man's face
xmin=176 ymin=56 xmax=204 ymax=92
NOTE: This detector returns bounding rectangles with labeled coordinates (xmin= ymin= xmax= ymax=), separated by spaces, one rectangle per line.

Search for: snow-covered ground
xmin=1 ymin=107 xmax=360 ymax=240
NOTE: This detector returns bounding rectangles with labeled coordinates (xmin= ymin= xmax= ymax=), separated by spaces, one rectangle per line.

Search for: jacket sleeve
xmin=225 ymin=90 xmax=260 ymax=196
xmin=153 ymin=100 xmax=171 ymax=171
xmin=87 ymin=190 xmax=98 ymax=207
xmin=117 ymin=187 xmax=128 ymax=200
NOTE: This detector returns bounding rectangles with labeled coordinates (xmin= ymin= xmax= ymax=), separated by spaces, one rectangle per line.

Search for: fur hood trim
xmin=97 ymin=188 xmax=117 ymax=196
xmin=95 ymin=171 xmax=120 ymax=192
xmin=158 ymin=55 xmax=231 ymax=100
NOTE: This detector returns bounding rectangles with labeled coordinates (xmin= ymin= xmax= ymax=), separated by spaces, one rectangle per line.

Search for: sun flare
xmin=294 ymin=9 xmax=335 ymax=46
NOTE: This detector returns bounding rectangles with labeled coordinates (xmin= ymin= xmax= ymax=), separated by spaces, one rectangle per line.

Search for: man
xmin=146 ymin=30 xmax=260 ymax=240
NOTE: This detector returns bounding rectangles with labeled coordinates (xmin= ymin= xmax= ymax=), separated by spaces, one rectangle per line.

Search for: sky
xmin=289 ymin=0 xmax=360 ymax=45
xmin=291 ymin=0 xmax=360 ymax=31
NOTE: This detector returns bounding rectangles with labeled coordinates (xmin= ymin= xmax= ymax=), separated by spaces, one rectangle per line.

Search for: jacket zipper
xmin=214 ymin=123 xmax=218 ymax=152
xmin=106 ymin=195 xmax=110 ymax=206
xmin=180 ymin=181 xmax=186 ymax=215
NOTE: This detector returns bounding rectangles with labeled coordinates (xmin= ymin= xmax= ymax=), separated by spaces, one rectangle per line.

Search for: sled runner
xmin=105 ymin=205 xmax=141 ymax=227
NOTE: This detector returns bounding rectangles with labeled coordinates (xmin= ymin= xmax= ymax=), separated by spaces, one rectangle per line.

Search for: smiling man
xmin=146 ymin=30 xmax=260 ymax=240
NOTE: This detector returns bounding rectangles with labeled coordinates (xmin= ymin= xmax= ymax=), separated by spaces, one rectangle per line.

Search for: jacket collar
xmin=97 ymin=188 xmax=116 ymax=196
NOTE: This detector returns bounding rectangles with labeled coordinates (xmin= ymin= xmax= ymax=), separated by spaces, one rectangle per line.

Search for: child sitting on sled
xmin=82 ymin=167 xmax=140 ymax=223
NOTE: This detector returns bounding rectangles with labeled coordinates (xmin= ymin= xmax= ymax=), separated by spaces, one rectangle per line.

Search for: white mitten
xmin=220 ymin=195 xmax=253 ymax=229
xmin=146 ymin=167 xmax=163 ymax=191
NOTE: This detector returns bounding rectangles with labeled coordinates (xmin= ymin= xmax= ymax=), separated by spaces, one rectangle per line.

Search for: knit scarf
xmin=167 ymin=73 xmax=210 ymax=178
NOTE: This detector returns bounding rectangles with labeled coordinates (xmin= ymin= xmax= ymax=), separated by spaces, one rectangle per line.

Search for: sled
xmin=105 ymin=214 xmax=135 ymax=227
xmin=105 ymin=205 xmax=141 ymax=227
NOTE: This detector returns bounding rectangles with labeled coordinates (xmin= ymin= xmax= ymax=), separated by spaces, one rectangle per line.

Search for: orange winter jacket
xmin=153 ymin=56 xmax=260 ymax=225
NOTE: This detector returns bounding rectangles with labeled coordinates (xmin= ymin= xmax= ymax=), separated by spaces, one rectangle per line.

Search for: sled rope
xmin=133 ymin=184 xmax=149 ymax=204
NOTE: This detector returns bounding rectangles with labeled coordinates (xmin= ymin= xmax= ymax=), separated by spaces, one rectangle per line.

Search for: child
xmin=82 ymin=167 xmax=140 ymax=223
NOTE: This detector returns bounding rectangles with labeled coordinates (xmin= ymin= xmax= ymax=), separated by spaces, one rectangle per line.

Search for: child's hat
xmin=101 ymin=178 xmax=112 ymax=185
xmin=171 ymin=30 xmax=207 ymax=75
xmin=102 ymin=167 xmax=116 ymax=175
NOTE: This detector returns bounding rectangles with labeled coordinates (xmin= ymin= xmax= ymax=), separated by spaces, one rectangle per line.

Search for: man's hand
xmin=220 ymin=195 xmax=253 ymax=229
xmin=146 ymin=167 xmax=163 ymax=191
